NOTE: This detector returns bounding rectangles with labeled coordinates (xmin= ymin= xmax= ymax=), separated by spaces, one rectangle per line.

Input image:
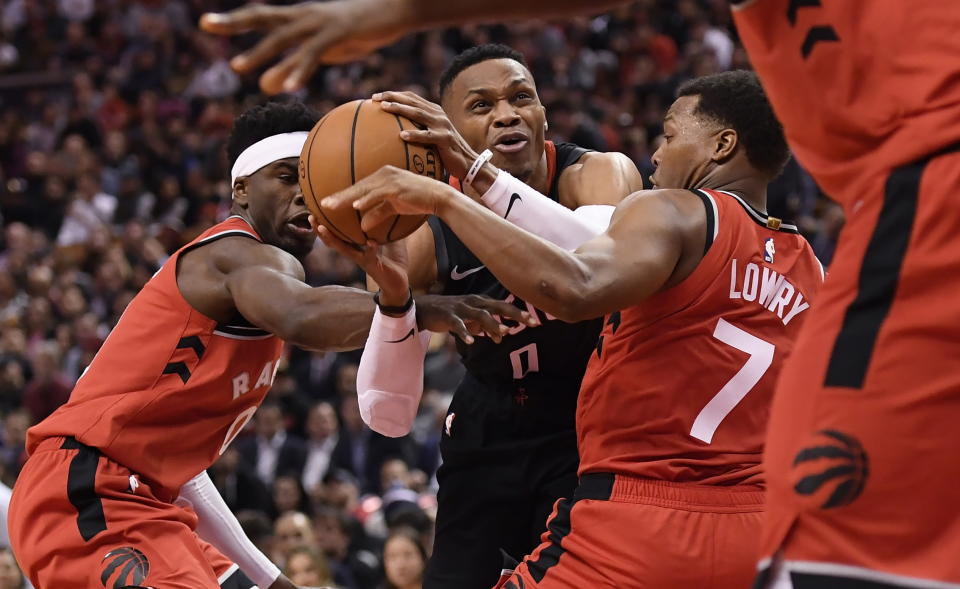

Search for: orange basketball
xmin=299 ymin=99 xmax=443 ymax=245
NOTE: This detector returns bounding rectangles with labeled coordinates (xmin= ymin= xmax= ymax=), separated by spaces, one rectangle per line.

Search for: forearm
xmin=479 ymin=170 xmax=613 ymax=249
xmin=357 ymin=305 xmax=432 ymax=437
xmin=179 ymin=472 xmax=280 ymax=589
xmin=436 ymin=196 xmax=595 ymax=321
xmin=284 ymin=286 xmax=376 ymax=352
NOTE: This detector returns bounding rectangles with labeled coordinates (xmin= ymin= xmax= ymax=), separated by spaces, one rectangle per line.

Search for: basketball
xmin=299 ymin=99 xmax=444 ymax=245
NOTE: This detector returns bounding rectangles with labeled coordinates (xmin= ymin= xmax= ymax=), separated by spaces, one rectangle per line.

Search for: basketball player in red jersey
xmin=7 ymin=101 xmax=530 ymax=589
xmin=321 ymin=71 xmax=823 ymax=588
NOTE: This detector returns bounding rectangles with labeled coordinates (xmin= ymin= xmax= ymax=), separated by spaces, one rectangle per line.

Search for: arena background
xmin=0 ymin=1 xmax=843 ymax=587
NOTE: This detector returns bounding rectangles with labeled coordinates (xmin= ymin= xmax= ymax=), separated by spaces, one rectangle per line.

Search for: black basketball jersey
xmin=429 ymin=141 xmax=602 ymax=441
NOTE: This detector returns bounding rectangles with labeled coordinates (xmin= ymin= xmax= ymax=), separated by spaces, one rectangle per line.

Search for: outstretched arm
xmin=323 ymin=168 xmax=700 ymax=322
xmin=200 ymin=0 xmax=626 ymax=94
xmin=219 ymin=235 xmax=529 ymax=351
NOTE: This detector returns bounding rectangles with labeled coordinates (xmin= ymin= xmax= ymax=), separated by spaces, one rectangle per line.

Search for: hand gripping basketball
xmin=299 ymin=99 xmax=445 ymax=245
xmin=373 ymin=91 xmax=480 ymax=180
xmin=320 ymin=166 xmax=458 ymax=236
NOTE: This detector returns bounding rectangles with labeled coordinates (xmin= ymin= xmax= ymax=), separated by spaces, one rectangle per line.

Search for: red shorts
xmin=9 ymin=436 xmax=255 ymax=589
xmin=499 ymin=473 xmax=764 ymax=589
xmin=756 ymin=148 xmax=960 ymax=587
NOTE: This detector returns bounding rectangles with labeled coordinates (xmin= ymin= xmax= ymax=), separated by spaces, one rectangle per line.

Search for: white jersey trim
xmin=702 ymin=190 xmax=720 ymax=240
xmin=717 ymin=190 xmax=800 ymax=232
xmin=212 ymin=330 xmax=274 ymax=341
xmin=217 ymin=563 xmax=240 ymax=584
xmin=777 ymin=560 xmax=960 ymax=589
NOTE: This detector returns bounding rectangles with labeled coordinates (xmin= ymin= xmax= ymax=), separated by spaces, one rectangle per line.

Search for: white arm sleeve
xmin=357 ymin=304 xmax=432 ymax=438
xmin=480 ymin=169 xmax=615 ymax=249
xmin=177 ymin=471 xmax=280 ymax=589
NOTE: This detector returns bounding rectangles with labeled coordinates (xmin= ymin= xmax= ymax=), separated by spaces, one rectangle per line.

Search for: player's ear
xmin=233 ymin=178 xmax=249 ymax=209
xmin=713 ymin=128 xmax=738 ymax=163
xmin=541 ymin=105 xmax=548 ymax=132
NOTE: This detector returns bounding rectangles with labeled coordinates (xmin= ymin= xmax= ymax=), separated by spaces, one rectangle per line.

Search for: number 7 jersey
xmin=577 ymin=189 xmax=823 ymax=485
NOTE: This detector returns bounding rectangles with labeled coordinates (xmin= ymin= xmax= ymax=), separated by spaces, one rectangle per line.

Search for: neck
xmin=229 ymin=204 xmax=253 ymax=225
xmin=526 ymin=149 xmax=551 ymax=194
xmin=694 ymin=168 xmax=768 ymax=212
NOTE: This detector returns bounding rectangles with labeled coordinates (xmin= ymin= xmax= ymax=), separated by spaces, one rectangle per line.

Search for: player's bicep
xmin=571 ymin=192 xmax=684 ymax=315
xmin=562 ymin=152 xmax=645 ymax=208
xmin=225 ymin=265 xmax=312 ymax=338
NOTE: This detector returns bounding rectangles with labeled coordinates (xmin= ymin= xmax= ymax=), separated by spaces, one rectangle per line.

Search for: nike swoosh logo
xmin=450 ymin=264 xmax=486 ymax=280
xmin=385 ymin=328 xmax=416 ymax=343
xmin=504 ymin=193 xmax=522 ymax=219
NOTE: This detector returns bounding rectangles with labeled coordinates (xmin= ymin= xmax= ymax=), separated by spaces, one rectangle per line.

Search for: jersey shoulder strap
xmin=548 ymin=141 xmax=592 ymax=200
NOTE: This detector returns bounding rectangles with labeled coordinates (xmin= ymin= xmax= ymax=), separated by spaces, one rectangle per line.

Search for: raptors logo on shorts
xmin=792 ymin=430 xmax=868 ymax=510
xmin=100 ymin=547 xmax=150 ymax=588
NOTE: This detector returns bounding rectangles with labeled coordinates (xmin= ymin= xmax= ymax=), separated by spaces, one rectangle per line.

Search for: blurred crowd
xmin=0 ymin=1 xmax=843 ymax=587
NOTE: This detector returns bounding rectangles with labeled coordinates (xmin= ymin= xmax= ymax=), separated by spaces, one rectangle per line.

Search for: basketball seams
xmin=385 ymin=114 xmax=411 ymax=242
xmin=304 ymin=114 xmax=356 ymax=244
xmin=303 ymin=99 xmax=431 ymax=245
xmin=350 ymin=100 xmax=370 ymax=242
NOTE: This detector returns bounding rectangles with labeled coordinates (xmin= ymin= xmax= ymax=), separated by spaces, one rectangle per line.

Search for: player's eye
xmin=471 ymin=100 xmax=489 ymax=111
xmin=516 ymin=92 xmax=533 ymax=101
xmin=279 ymin=173 xmax=296 ymax=183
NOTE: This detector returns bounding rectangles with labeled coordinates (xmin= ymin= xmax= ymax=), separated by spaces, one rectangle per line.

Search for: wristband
xmin=464 ymin=149 xmax=494 ymax=186
xmin=373 ymin=289 xmax=414 ymax=315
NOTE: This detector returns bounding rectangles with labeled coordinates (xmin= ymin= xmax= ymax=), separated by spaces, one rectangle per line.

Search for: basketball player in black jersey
xmin=366 ymin=45 xmax=643 ymax=589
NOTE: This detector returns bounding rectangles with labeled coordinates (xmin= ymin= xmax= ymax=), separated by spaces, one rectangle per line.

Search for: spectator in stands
xmin=301 ymin=400 xmax=339 ymax=488
xmin=272 ymin=511 xmax=316 ymax=570
xmin=283 ymin=545 xmax=337 ymax=588
xmin=381 ymin=528 xmax=428 ymax=589
xmin=0 ymin=548 xmax=24 ymax=589
xmin=236 ymin=401 xmax=307 ymax=487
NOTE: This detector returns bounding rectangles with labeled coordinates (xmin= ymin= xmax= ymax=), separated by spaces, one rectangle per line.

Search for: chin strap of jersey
xmin=177 ymin=471 xmax=281 ymax=588
xmin=357 ymin=304 xmax=432 ymax=438
xmin=481 ymin=169 xmax=615 ymax=250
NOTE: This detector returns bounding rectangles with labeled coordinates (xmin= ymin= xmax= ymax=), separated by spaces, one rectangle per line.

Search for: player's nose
xmin=491 ymin=102 xmax=521 ymax=128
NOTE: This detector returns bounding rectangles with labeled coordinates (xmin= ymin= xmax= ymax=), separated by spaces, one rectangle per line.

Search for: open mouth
xmin=285 ymin=213 xmax=314 ymax=237
xmin=493 ymin=132 xmax=529 ymax=154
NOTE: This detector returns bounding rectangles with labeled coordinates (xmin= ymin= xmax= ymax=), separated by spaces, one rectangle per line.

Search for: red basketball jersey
xmin=577 ymin=190 xmax=822 ymax=485
xmin=732 ymin=0 xmax=960 ymax=203
xmin=28 ymin=216 xmax=283 ymax=497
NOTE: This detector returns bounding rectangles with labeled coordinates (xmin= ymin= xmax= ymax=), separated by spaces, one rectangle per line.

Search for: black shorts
xmin=424 ymin=379 xmax=579 ymax=589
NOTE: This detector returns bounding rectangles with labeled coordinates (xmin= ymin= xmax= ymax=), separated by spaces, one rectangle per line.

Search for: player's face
xmin=444 ymin=59 xmax=547 ymax=183
xmin=650 ymin=95 xmax=721 ymax=190
xmin=238 ymin=158 xmax=315 ymax=258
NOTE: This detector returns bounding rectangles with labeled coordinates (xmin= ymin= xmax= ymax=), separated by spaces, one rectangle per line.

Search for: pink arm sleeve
xmin=357 ymin=305 xmax=432 ymax=437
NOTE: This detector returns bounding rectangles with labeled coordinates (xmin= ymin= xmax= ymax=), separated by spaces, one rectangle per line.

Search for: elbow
xmin=536 ymin=278 xmax=592 ymax=323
